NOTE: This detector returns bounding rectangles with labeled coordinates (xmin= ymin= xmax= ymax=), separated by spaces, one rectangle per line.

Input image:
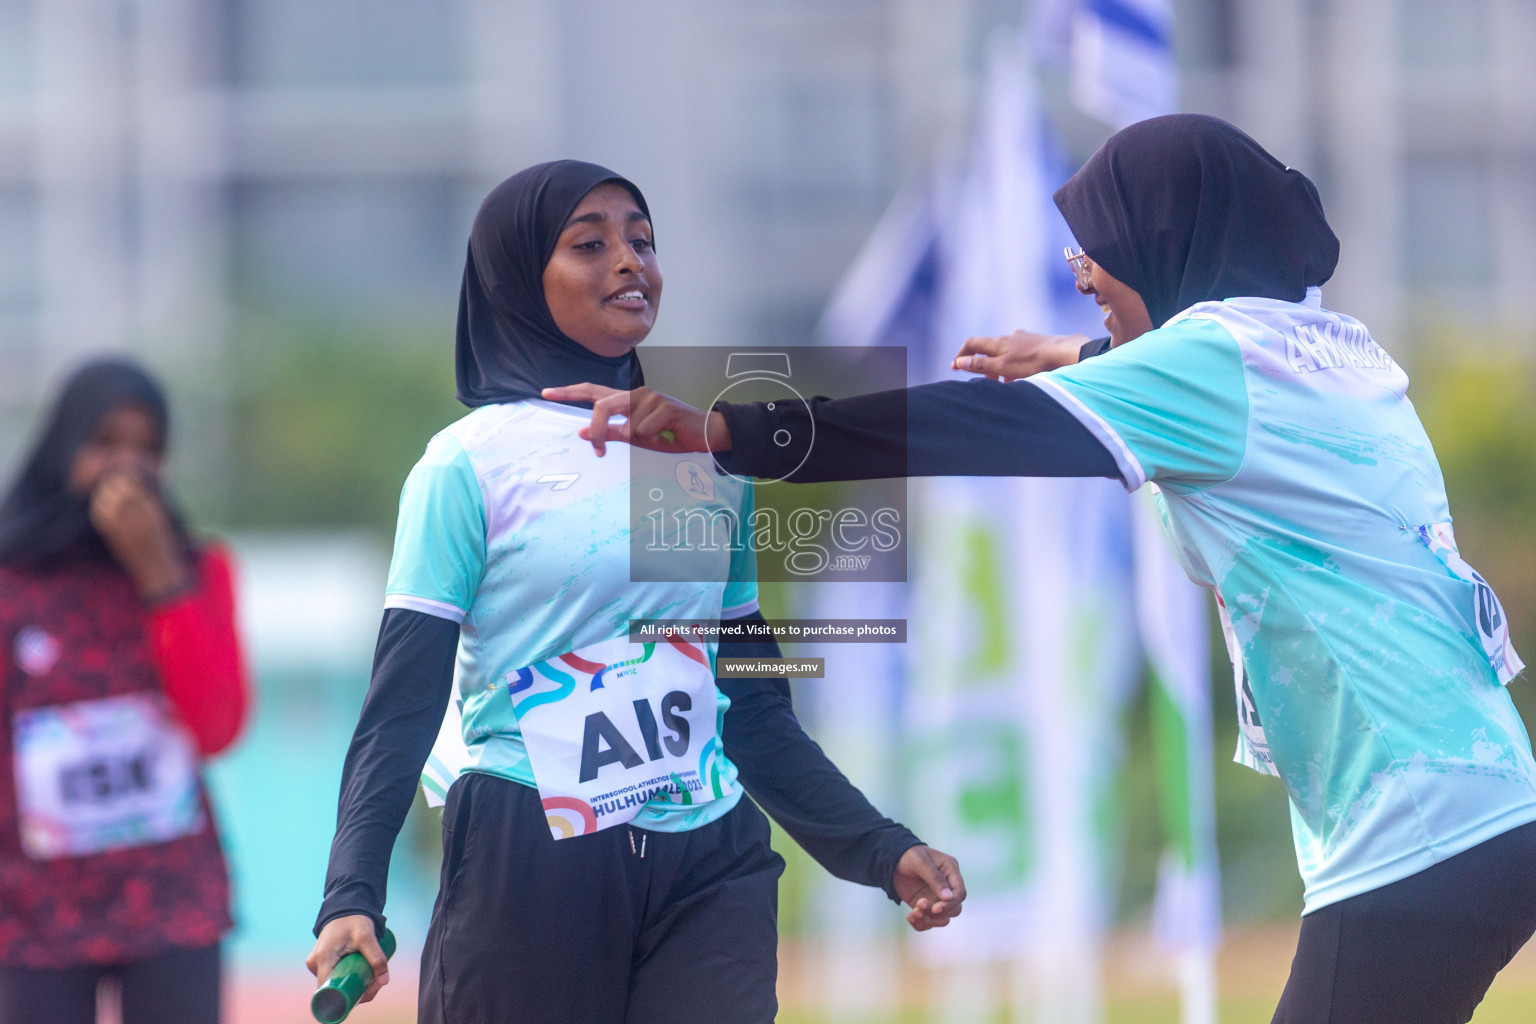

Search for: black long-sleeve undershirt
xmin=316 ymin=608 xmax=457 ymax=937
xmin=712 ymin=376 xmax=1120 ymax=484
xmin=1079 ymin=335 xmax=1114 ymax=361
xmin=315 ymin=608 xmax=923 ymax=936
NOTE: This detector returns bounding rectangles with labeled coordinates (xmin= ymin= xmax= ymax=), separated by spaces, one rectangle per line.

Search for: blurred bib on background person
xmin=13 ymin=691 xmax=203 ymax=858
xmin=509 ymin=631 xmax=729 ymax=839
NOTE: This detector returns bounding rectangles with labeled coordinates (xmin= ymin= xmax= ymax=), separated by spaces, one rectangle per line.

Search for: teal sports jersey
xmin=386 ymin=399 xmax=758 ymax=833
xmin=1032 ymin=291 xmax=1536 ymax=912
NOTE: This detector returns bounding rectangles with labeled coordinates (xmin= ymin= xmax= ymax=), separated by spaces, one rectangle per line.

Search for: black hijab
xmin=456 ymin=160 xmax=652 ymax=407
xmin=0 ymin=358 xmax=182 ymax=568
xmin=1053 ymin=114 xmax=1340 ymax=328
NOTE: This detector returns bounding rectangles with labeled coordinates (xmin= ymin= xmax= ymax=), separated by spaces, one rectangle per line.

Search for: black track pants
xmin=1273 ymin=820 xmax=1536 ymax=1024
xmin=419 ymin=772 xmax=785 ymax=1024
xmin=0 ymin=943 xmax=220 ymax=1024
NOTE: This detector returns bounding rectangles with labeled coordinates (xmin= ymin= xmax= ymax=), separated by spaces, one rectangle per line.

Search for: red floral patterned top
xmin=0 ymin=547 xmax=248 ymax=967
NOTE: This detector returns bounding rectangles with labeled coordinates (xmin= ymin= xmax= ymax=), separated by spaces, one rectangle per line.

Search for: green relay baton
xmin=311 ymin=927 xmax=397 ymax=1024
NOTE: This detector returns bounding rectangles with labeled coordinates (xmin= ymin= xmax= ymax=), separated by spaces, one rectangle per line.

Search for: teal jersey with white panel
xmin=386 ymin=398 xmax=758 ymax=833
xmin=1031 ymin=292 xmax=1536 ymax=913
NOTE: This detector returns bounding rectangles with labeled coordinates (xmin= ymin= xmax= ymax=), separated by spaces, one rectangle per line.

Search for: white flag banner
xmin=817 ymin=179 xmax=942 ymax=353
xmin=1071 ymin=0 xmax=1177 ymax=129
xmin=905 ymin=30 xmax=1051 ymax=969
xmin=1135 ymin=491 xmax=1221 ymax=1024
xmin=1134 ymin=492 xmax=1221 ymax=954
xmin=809 ymin=136 xmax=946 ymax=1024
xmin=905 ymin=36 xmax=1140 ymax=1024
xmin=802 ymin=584 xmax=910 ymax=1021
xmin=906 ymin=476 xmax=1043 ymax=965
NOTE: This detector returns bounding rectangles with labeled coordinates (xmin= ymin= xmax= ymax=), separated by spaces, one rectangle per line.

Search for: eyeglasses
xmin=1064 ymin=246 xmax=1093 ymax=290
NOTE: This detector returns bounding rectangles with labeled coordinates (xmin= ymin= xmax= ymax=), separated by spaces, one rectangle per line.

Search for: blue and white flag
xmin=810 ymin=131 xmax=947 ymax=1024
xmin=902 ymin=35 xmax=1138 ymax=1024
xmin=1071 ymin=0 xmax=1177 ymax=128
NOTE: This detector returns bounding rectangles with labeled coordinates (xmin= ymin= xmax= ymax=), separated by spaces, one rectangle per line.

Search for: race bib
xmin=1414 ymin=522 xmax=1525 ymax=684
xmin=511 ymin=632 xmax=729 ymax=839
xmin=13 ymin=692 xmax=204 ymax=859
xmin=1216 ymin=593 xmax=1278 ymax=776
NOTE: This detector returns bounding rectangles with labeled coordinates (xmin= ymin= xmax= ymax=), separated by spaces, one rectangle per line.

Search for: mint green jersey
xmin=385 ymin=399 xmax=758 ymax=833
xmin=1032 ymin=292 xmax=1536 ymax=912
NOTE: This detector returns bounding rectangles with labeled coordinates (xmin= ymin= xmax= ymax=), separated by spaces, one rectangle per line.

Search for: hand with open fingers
xmin=951 ymin=329 xmax=1088 ymax=382
xmin=892 ymin=844 xmax=967 ymax=932
xmin=539 ymin=383 xmax=732 ymax=456
xmin=308 ymin=914 xmax=391 ymax=1004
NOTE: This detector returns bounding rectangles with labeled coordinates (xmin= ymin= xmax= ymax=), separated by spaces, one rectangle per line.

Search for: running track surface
xmin=216 ymin=927 xmax=1536 ymax=1023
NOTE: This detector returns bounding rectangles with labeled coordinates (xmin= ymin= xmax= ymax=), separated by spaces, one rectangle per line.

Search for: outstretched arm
xmin=712 ymin=377 xmax=1119 ymax=482
xmin=542 ymin=377 xmax=1120 ymax=484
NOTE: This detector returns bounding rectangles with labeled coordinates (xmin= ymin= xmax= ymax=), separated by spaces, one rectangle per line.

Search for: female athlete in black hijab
xmin=557 ymin=116 xmax=1536 ymax=1024
xmin=455 ymin=160 xmax=648 ymax=406
xmin=0 ymin=359 xmax=247 ymax=1024
xmin=1054 ymin=113 xmax=1338 ymax=329
xmin=310 ymin=160 xmax=964 ymax=1024
xmin=0 ymin=358 xmax=185 ymax=569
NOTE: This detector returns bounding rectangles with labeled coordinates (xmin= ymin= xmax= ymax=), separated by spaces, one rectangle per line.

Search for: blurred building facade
xmin=1178 ymin=0 xmax=1536 ymax=355
xmin=0 ymin=0 xmax=1530 ymax=464
xmin=0 ymin=0 xmax=1013 ymax=467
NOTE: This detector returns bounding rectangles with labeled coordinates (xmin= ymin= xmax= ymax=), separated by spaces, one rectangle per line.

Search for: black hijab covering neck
xmin=1054 ymin=114 xmax=1340 ymax=328
xmin=0 ymin=358 xmax=181 ymax=569
xmin=456 ymin=160 xmax=652 ymax=408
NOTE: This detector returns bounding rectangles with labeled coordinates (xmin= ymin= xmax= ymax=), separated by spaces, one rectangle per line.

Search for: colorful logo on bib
xmin=508 ymin=635 xmax=708 ymax=711
xmin=14 ymin=626 xmax=60 ymax=677
xmin=542 ymin=796 xmax=597 ymax=839
xmin=553 ymin=644 xmax=656 ymax=692
xmin=507 ymin=646 xmax=656 ymax=708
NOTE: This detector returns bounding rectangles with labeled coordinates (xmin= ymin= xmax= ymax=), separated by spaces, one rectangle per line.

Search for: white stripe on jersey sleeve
xmin=722 ymin=599 xmax=761 ymax=620
xmin=1026 ymin=375 xmax=1148 ymax=491
xmin=384 ymin=593 xmax=468 ymax=624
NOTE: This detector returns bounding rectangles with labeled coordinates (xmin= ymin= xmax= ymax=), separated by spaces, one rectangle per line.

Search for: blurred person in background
xmin=0 ymin=359 xmax=248 ymax=1024
xmin=308 ymin=160 xmax=964 ymax=1023
xmin=555 ymin=115 xmax=1536 ymax=1024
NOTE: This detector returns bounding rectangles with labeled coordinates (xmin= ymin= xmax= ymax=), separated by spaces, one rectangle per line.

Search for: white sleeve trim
xmin=722 ymin=599 xmax=761 ymax=620
xmin=384 ymin=593 xmax=468 ymax=624
xmin=1026 ymin=376 xmax=1147 ymax=492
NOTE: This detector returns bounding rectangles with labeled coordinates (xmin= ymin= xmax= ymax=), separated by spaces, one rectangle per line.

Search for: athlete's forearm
xmin=710 ymin=378 xmax=1120 ymax=483
xmin=314 ymin=608 xmax=458 ymax=936
xmin=718 ymin=612 xmax=921 ymax=901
